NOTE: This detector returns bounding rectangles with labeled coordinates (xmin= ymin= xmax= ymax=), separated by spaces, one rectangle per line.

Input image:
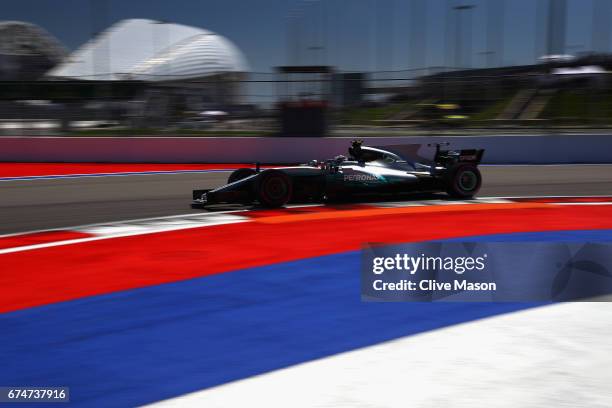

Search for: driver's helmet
xmin=349 ymin=140 xmax=363 ymax=160
xmin=334 ymin=155 xmax=347 ymax=164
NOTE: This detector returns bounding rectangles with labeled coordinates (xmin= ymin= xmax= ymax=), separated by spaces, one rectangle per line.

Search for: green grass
xmin=469 ymin=98 xmax=512 ymax=121
xmin=339 ymin=102 xmax=416 ymax=125
xmin=340 ymin=97 xmax=514 ymax=126
xmin=541 ymin=91 xmax=612 ymax=121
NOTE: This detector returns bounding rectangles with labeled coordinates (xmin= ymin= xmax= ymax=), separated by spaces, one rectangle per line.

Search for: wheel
xmin=256 ymin=170 xmax=292 ymax=208
xmin=228 ymin=168 xmax=257 ymax=184
xmin=446 ymin=164 xmax=482 ymax=198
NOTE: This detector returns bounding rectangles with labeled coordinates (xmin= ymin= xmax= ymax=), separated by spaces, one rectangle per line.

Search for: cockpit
xmin=348 ymin=143 xmax=415 ymax=170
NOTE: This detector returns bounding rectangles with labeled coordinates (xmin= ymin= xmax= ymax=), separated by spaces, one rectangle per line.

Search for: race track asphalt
xmin=1 ymin=165 xmax=611 ymax=234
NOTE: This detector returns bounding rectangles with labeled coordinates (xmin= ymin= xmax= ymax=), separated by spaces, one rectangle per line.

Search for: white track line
xmin=0 ymin=214 xmax=248 ymax=255
xmin=480 ymin=194 xmax=612 ymax=199
xmin=0 ymin=209 xmax=249 ymax=239
xmin=1 ymin=197 xmax=610 ymax=255
xmin=372 ymin=198 xmax=513 ymax=207
xmin=553 ymin=202 xmax=612 ymax=206
xmin=0 ymin=204 xmax=324 ymax=254
xmin=1 ymin=196 xmax=609 ymax=239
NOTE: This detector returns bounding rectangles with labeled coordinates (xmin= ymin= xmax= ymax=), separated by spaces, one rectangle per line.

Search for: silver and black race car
xmin=192 ymin=140 xmax=484 ymax=208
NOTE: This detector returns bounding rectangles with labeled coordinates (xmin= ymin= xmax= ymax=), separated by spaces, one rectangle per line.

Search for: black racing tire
xmin=256 ymin=170 xmax=293 ymax=208
xmin=446 ymin=164 xmax=482 ymax=199
xmin=228 ymin=168 xmax=257 ymax=184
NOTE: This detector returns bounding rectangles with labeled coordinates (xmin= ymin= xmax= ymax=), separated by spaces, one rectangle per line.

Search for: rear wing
xmin=430 ymin=143 xmax=485 ymax=165
xmin=454 ymin=148 xmax=485 ymax=163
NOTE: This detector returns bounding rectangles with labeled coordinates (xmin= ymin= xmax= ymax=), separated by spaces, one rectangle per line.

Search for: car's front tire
xmin=446 ymin=163 xmax=482 ymax=198
xmin=256 ymin=170 xmax=293 ymax=208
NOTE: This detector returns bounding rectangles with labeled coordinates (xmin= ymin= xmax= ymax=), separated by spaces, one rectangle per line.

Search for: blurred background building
xmin=48 ymin=19 xmax=247 ymax=83
xmin=0 ymin=21 xmax=67 ymax=80
xmin=4 ymin=0 xmax=612 ymax=135
xmin=46 ymin=18 xmax=249 ymax=128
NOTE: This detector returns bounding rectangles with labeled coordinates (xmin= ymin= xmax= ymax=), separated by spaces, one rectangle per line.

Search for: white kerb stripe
xmin=0 ymin=214 xmax=248 ymax=255
xmin=145 ymin=302 xmax=612 ymax=408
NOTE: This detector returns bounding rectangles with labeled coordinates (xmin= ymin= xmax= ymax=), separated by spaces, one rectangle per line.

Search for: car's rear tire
xmin=446 ymin=164 xmax=482 ymax=198
xmin=228 ymin=168 xmax=257 ymax=184
xmin=256 ymin=170 xmax=292 ymax=208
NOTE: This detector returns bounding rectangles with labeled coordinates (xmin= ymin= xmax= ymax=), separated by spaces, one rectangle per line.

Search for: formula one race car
xmin=192 ymin=140 xmax=484 ymax=208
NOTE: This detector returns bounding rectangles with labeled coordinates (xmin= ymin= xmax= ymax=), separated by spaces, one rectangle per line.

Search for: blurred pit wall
xmin=1 ymin=134 xmax=612 ymax=164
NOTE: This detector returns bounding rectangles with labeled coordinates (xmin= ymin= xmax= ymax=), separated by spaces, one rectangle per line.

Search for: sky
xmin=1 ymin=0 xmax=604 ymax=73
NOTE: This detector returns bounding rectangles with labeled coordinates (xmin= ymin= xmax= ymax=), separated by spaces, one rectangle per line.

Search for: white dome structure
xmin=47 ymin=19 xmax=249 ymax=81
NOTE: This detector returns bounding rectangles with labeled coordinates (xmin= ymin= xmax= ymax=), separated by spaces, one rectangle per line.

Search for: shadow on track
xmin=197 ymin=192 xmax=456 ymax=212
